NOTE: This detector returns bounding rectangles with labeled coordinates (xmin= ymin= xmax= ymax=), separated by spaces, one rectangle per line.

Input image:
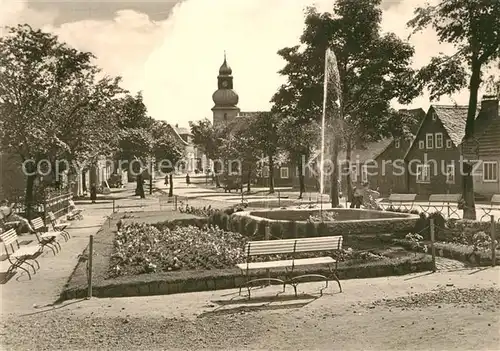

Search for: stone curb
xmin=59 ymin=257 xmax=432 ymax=301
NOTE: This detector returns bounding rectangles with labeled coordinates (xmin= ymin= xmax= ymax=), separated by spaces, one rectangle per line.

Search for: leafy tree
xmin=0 ymin=24 xmax=122 ymax=215
xmin=218 ymin=126 xmax=260 ymax=193
xmin=272 ymin=0 xmax=419 ymax=205
xmin=115 ymin=92 xmax=155 ymax=191
xmin=151 ymin=121 xmax=184 ymax=197
xmin=408 ymin=0 xmax=500 ymax=219
xmin=247 ymin=112 xmax=280 ymax=193
xmin=278 ymin=117 xmax=320 ymax=198
xmin=189 ymin=118 xmax=225 ymax=187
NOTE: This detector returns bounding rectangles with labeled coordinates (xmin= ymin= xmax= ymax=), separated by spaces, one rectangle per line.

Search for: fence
xmin=9 ymin=189 xmax=72 ymax=220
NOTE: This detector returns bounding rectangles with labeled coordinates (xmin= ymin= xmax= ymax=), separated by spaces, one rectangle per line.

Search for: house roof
xmin=174 ymin=126 xmax=191 ymax=135
xmin=308 ymin=139 xmax=392 ymax=164
xmin=433 ymin=105 xmax=481 ymax=146
xmin=338 ymin=139 xmax=393 ymax=163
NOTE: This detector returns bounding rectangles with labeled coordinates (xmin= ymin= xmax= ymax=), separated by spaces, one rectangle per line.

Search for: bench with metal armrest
xmin=420 ymin=194 xmax=462 ymax=219
xmin=0 ymin=228 xmax=42 ymax=280
xmin=237 ymin=236 xmax=343 ymax=298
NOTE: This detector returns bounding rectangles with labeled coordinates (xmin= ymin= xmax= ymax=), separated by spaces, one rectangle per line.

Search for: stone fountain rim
xmin=233 ymin=207 xmax=420 ymax=224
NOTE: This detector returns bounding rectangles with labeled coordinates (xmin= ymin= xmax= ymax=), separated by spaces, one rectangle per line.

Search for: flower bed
xmin=109 ymin=224 xmax=248 ymax=277
xmin=108 ymin=222 xmax=395 ymax=278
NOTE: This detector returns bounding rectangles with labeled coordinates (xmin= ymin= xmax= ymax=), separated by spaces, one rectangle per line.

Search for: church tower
xmin=212 ymin=52 xmax=240 ymax=128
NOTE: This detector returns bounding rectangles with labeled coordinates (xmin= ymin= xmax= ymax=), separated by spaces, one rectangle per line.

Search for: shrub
xmin=284 ymin=221 xmax=298 ymax=238
xmin=257 ymin=221 xmax=267 ymax=239
xmin=245 ymin=220 xmax=257 ymax=237
xmin=238 ymin=216 xmax=248 ymax=235
xmin=270 ymin=222 xmax=283 ymax=239
xmin=211 ymin=212 xmax=222 ymax=228
xmin=305 ymin=221 xmax=317 ymax=237
xmin=405 ymin=232 xmax=427 ymax=256
xmin=224 ymin=208 xmax=235 ymax=215
xmin=317 ymin=222 xmax=328 ymax=236
xmin=296 ymin=223 xmax=307 ymax=238
xmin=220 ymin=214 xmax=229 ymax=231
xmin=230 ymin=216 xmax=241 ymax=233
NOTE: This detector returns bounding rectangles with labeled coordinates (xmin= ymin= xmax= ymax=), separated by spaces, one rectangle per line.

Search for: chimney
xmin=175 ymin=123 xmax=179 ymax=128
xmin=481 ymin=94 xmax=499 ymax=120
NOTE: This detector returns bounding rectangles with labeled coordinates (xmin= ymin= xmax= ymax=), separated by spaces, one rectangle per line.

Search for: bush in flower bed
xmin=109 ymin=223 xmax=249 ymax=277
xmin=444 ymin=219 xmax=500 ymax=246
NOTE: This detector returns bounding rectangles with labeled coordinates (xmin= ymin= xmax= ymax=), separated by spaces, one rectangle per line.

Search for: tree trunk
xmin=268 ymin=154 xmax=275 ymax=193
xmin=297 ymin=158 xmax=305 ymax=199
xmin=330 ymin=135 xmax=341 ymax=207
xmin=247 ymin=168 xmax=251 ymax=193
xmin=462 ymin=60 xmax=481 ymax=220
xmin=24 ymin=166 xmax=37 ymax=220
xmin=169 ymin=173 xmax=174 ymax=197
xmin=345 ymin=139 xmax=353 ymax=202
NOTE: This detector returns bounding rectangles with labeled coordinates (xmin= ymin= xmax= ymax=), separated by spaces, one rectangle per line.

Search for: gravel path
xmin=1 ymin=268 xmax=499 ymax=351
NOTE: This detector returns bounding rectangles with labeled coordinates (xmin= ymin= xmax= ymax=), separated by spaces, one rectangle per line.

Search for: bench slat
xmin=237 ymin=257 xmax=335 ymax=270
xmin=0 ymin=229 xmax=18 ymax=246
xmin=245 ymin=236 xmax=343 ymax=256
xmin=31 ymin=217 xmax=45 ymax=230
xmin=429 ymin=194 xmax=461 ymax=202
xmin=388 ymin=193 xmax=416 ymax=202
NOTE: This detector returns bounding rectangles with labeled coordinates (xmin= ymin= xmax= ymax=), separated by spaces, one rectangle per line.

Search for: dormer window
xmin=394 ymin=139 xmax=400 ymax=148
xmin=432 ymin=113 xmax=437 ymax=121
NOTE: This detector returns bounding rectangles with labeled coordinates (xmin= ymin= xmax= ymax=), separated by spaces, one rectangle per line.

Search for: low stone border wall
xmin=60 ymin=253 xmax=432 ymax=301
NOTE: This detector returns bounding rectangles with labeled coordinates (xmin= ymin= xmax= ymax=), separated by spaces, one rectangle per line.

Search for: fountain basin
xmin=233 ymin=208 xmax=419 ymax=238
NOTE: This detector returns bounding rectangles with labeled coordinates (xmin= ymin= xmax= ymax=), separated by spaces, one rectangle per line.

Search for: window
xmin=435 ymin=133 xmax=443 ymax=148
xmin=446 ymin=163 xmax=455 ymax=184
xmin=280 ymin=167 xmax=289 ymax=179
xmin=419 ymin=140 xmax=425 ymax=149
xmin=416 ymin=164 xmax=431 ymax=183
xmin=446 ymin=139 xmax=452 ymax=149
xmin=262 ymin=166 xmax=269 ymax=178
xmin=223 ymin=113 xmax=228 ymax=121
xmin=483 ymin=162 xmax=498 ymax=182
xmin=394 ymin=139 xmax=400 ymax=148
xmin=432 ymin=113 xmax=437 ymax=121
xmin=351 ymin=164 xmax=358 ymax=182
xmin=426 ymin=133 xmax=434 ymax=149
xmin=361 ymin=165 xmax=368 ymax=183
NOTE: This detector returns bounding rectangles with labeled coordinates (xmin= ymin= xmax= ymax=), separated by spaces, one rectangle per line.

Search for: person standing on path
xmin=90 ymin=183 xmax=97 ymax=204
xmin=186 ymin=173 xmax=191 ymax=186
xmin=350 ymin=181 xmax=364 ymax=208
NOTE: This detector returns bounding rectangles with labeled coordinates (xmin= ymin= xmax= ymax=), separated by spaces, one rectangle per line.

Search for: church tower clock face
xmin=221 ymin=80 xmax=228 ymax=88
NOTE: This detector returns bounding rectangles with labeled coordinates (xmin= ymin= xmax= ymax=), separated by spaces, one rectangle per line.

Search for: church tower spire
xmin=212 ymin=52 xmax=240 ymax=128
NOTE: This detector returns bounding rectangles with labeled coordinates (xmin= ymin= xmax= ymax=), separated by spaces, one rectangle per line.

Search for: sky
xmin=0 ymin=0 xmax=497 ymax=127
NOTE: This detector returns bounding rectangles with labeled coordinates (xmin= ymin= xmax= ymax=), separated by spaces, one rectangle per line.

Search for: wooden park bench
xmin=420 ymin=194 xmax=462 ymax=219
xmin=30 ymin=217 xmax=63 ymax=255
xmin=0 ymin=228 xmax=42 ymax=280
xmin=480 ymin=194 xmax=500 ymax=221
xmin=67 ymin=200 xmax=84 ymax=220
xmin=47 ymin=211 xmax=71 ymax=241
xmin=380 ymin=193 xmax=417 ymax=211
xmin=236 ymin=236 xmax=343 ymax=298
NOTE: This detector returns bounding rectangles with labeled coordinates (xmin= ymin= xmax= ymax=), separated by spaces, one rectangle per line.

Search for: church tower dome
xmin=212 ymin=52 xmax=240 ymax=128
